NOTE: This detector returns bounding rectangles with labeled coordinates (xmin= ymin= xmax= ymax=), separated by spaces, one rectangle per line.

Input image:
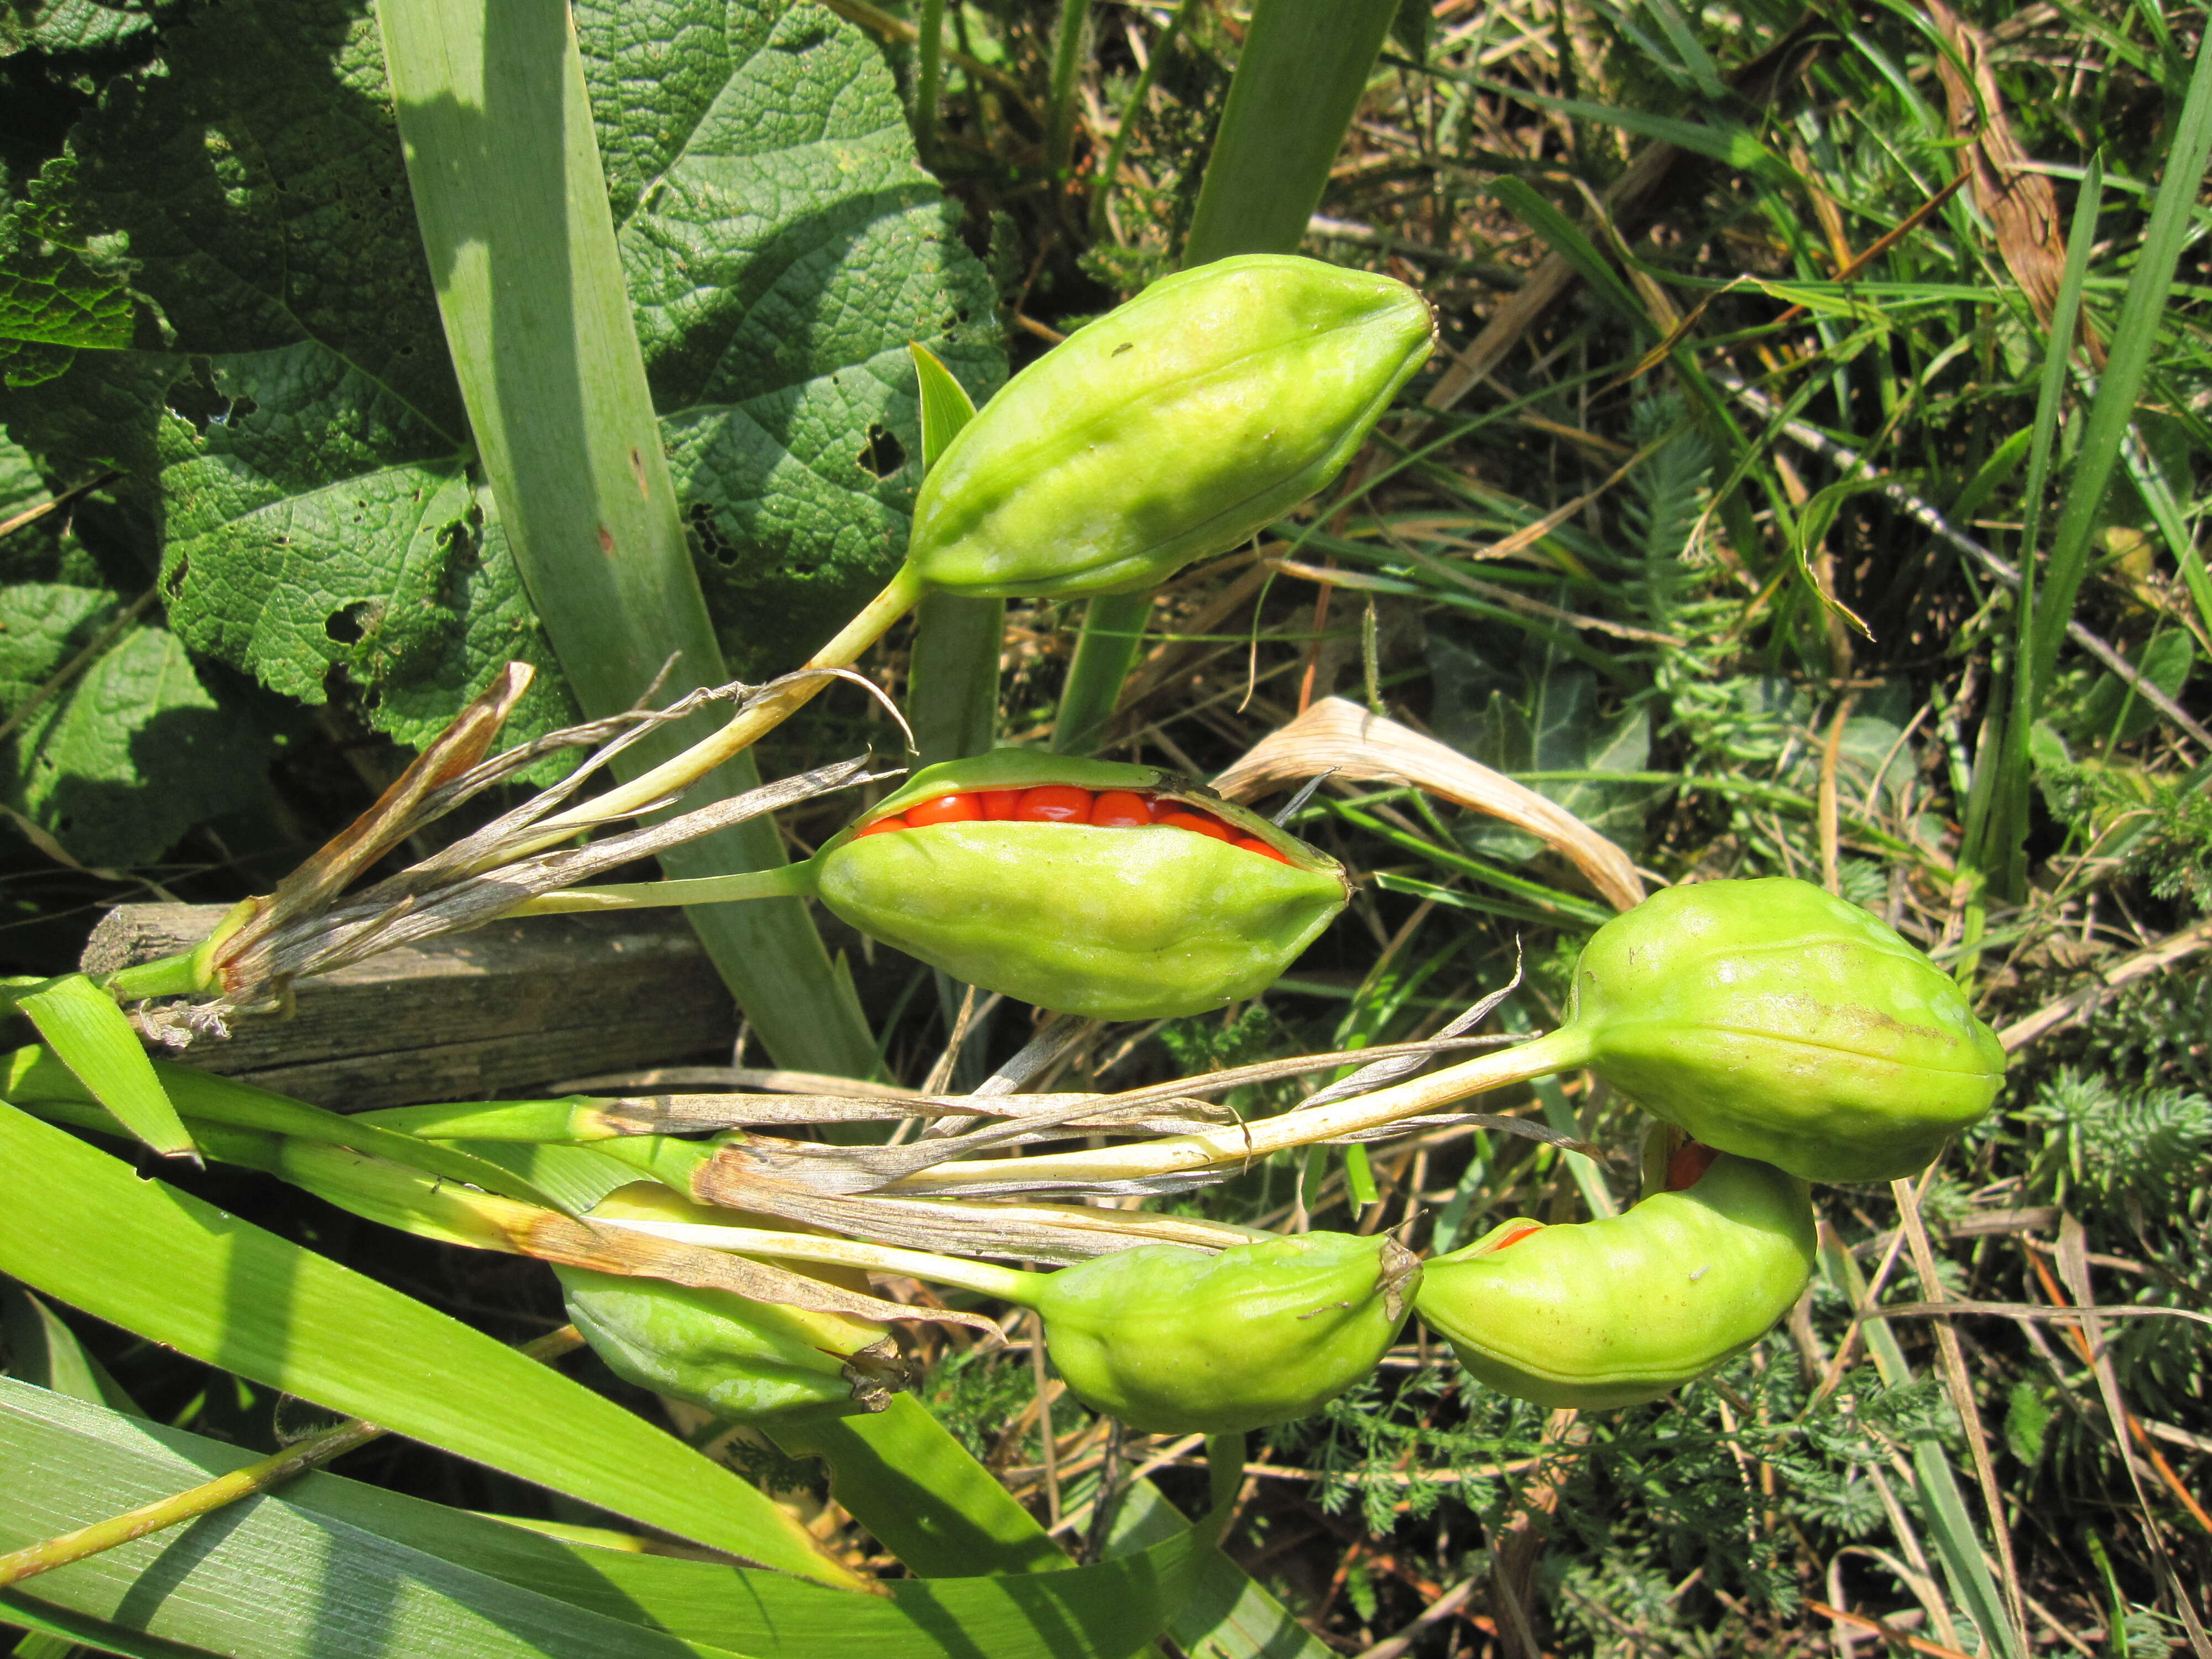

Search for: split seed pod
xmin=809 ymin=749 xmax=1349 ymax=1020
xmin=558 ymin=1188 xmax=909 ymax=1422
xmin=1567 ymin=878 xmax=2006 ymax=1182
xmin=907 ymin=254 xmax=1436 ymax=598
xmin=1031 ymin=1231 xmax=1422 ymax=1433
xmin=1416 ymin=1150 xmax=1814 ymax=1410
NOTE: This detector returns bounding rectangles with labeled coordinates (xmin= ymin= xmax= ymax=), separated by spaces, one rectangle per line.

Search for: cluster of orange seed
xmin=854 ymin=786 xmax=1291 ymax=863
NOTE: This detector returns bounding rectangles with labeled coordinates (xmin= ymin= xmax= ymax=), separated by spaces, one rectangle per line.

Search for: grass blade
xmin=4 ymin=1045 xmax=572 ymax=1213
xmin=2026 ymin=30 xmax=2212 ymax=706
xmin=3 ymin=1379 xmax=1204 ymax=1659
xmin=774 ymin=1393 xmax=1316 ymax=1658
xmin=1975 ymin=155 xmax=2105 ymax=896
xmin=11 ymin=977 xmax=191 ymax=1161
xmin=1045 ymin=0 xmax=1093 ymax=179
xmin=374 ymin=0 xmax=875 ymax=1077
xmin=1183 ymin=0 xmax=1400 ymax=262
xmin=1051 ymin=591 xmax=1151 ymax=757
xmin=1823 ymin=1228 xmax=2024 ymax=1659
xmin=0 ymin=1102 xmax=862 ymax=1588
xmin=774 ymin=1396 xmax=1072 ymax=1577
xmin=0 ymin=1285 xmax=143 ymax=1417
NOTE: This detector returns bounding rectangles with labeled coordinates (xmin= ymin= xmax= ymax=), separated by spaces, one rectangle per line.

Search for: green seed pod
xmin=808 ymin=748 xmax=1349 ymax=1020
xmin=558 ymin=1189 xmax=908 ymax=1423
xmin=557 ymin=1267 xmax=907 ymax=1422
xmin=1416 ymin=1151 xmax=1814 ymax=1410
xmin=907 ymin=255 xmax=1436 ymax=598
xmin=1030 ymin=1232 xmax=1422 ymax=1433
xmin=1568 ymin=878 xmax=2006 ymax=1182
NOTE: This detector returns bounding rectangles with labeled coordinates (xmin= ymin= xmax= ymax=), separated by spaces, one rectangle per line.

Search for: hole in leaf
xmin=688 ymin=502 xmax=739 ymax=566
xmin=858 ymin=425 xmax=905 ymax=479
xmin=326 ymin=603 xmax=374 ymax=645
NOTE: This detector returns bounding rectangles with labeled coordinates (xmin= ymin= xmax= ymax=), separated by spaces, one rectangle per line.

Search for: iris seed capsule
xmin=811 ymin=749 xmax=1349 ymax=1020
xmin=908 ymin=254 xmax=1437 ymax=598
xmin=1028 ymin=1232 xmax=1422 ymax=1433
xmin=1565 ymin=878 xmax=2007 ymax=1182
xmin=491 ymin=258 xmax=1433 ymax=841
xmin=1415 ymin=1150 xmax=1814 ymax=1410
xmin=558 ymin=1266 xmax=906 ymax=1422
xmin=523 ymin=750 xmax=1347 ymax=1020
xmin=572 ymin=1215 xmax=1420 ymax=1436
xmin=556 ymin=1190 xmax=909 ymax=1422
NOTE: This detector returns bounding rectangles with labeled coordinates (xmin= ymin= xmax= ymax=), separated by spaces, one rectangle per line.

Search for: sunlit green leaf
xmin=11 ymin=977 xmax=192 ymax=1159
xmin=0 ymin=1102 xmax=860 ymax=1588
xmin=3 ymin=1379 xmax=1199 ymax=1659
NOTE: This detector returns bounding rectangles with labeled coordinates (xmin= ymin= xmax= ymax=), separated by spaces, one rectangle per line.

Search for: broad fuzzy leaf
xmin=579 ymin=0 xmax=1004 ymax=670
xmin=0 ymin=0 xmax=576 ymax=757
xmin=3 ymin=0 xmax=1001 ymax=759
xmin=0 ymin=170 xmax=138 ymax=388
xmin=0 ymin=584 xmax=269 ymax=867
xmin=0 ymin=0 xmax=167 ymax=58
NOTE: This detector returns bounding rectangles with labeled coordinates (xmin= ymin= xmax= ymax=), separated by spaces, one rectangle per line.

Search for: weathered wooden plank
xmin=81 ymin=905 xmax=735 ymax=1111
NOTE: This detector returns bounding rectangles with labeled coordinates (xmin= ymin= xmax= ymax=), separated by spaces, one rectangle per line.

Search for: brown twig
xmin=1811 ymin=1600 xmax=1983 ymax=1659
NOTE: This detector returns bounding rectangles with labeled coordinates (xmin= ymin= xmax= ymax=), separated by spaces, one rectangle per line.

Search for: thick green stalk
xmin=1052 ymin=0 xmax=1400 ymax=752
xmin=375 ymin=0 xmax=874 ymax=1075
xmin=911 ymin=591 xmax=1004 ymax=764
xmin=1182 ymin=0 xmax=1400 ymax=263
xmin=905 ymin=345 xmax=1000 ymax=766
xmin=915 ymin=0 xmax=947 ymax=163
xmin=1044 ymin=0 xmax=1094 ymax=179
xmin=1051 ymin=591 xmax=1151 ymax=755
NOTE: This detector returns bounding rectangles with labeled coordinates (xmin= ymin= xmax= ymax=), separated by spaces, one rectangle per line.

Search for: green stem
xmin=0 ymin=1328 xmax=582 ymax=1590
xmin=1052 ymin=590 xmax=1151 ymax=755
xmin=915 ymin=0 xmax=946 ymax=162
xmin=2025 ymin=36 xmax=2212 ymax=707
xmin=1194 ymin=1431 xmax=1244 ymax=1548
xmin=588 ymin=1213 xmax=1041 ymax=1303
xmin=509 ymin=564 xmax=926 ymax=853
xmin=508 ymin=862 xmax=815 ymax=917
xmin=1044 ymin=0 xmax=1093 ymax=180
xmin=1088 ymin=0 xmax=1202 ymax=241
xmin=98 ymin=953 xmax=209 ymax=1001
